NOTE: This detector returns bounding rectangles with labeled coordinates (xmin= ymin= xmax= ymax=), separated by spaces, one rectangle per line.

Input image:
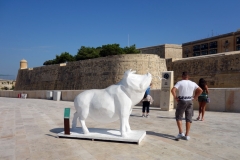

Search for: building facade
xmin=0 ymin=79 xmax=16 ymax=90
xmin=182 ymin=30 xmax=240 ymax=58
xmin=137 ymin=44 xmax=182 ymax=59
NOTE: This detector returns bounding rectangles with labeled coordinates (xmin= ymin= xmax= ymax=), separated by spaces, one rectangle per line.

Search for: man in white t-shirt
xmin=171 ymin=72 xmax=202 ymax=140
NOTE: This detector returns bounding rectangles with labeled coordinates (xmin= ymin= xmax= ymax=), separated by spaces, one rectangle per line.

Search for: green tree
xmin=75 ymin=46 xmax=100 ymax=60
xmin=123 ymin=44 xmax=140 ymax=54
xmin=3 ymin=86 xmax=9 ymax=90
xmin=11 ymin=85 xmax=15 ymax=90
xmin=95 ymin=46 xmax=102 ymax=55
xmin=43 ymin=60 xmax=55 ymax=65
xmin=55 ymin=52 xmax=75 ymax=63
xmin=43 ymin=44 xmax=140 ymax=65
xmin=43 ymin=52 xmax=75 ymax=65
xmin=99 ymin=44 xmax=124 ymax=57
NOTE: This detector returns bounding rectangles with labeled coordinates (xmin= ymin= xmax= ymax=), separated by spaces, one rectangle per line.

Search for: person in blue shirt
xmin=142 ymin=83 xmax=152 ymax=118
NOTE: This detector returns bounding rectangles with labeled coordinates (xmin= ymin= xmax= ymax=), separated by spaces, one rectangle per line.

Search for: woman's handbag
xmin=206 ymin=97 xmax=210 ymax=103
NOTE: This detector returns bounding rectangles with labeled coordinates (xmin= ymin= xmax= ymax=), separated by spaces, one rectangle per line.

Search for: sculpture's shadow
xmin=49 ymin=127 xmax=120 ymax=137
xmin=48 ymin=127 xmax=146 ymax=144
xmin=49 ymin=128 xmax=64 ymax=134
xmin=146 ymin=131 xmax=177 ymax=141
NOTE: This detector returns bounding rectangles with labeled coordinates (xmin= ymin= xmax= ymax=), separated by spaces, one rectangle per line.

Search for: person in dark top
xmin=142 ymin=83 xmax=153 ymax=118
xmin=197 ymin=78 xmax=209 ymax=121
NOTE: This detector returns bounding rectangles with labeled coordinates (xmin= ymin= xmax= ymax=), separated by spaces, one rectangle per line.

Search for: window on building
xmin=209 ymin=49 xmax=217 ymax=54
xmin=209 ymin=41 xmax=218 ymax=48
xmin=193 ymin=52 xmax=200 ymax=56
xmin=201 ymin=43 xmax=208 ymax=50
xmin=184 ymin=48 xmax=190 ymax=55
xmin=201 ymin=51 xmax=208 ymax=55
xmin=237 ymin=37 xmax=240 ymax=44
xmin=193 ymin=45 xmax=200 ymax=51
xmin=236 ymin=45 xmax=240 ymax=50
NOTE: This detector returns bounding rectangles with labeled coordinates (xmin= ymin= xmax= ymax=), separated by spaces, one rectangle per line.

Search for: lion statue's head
xmin=118 ymin=69 xmax=152 ymax=93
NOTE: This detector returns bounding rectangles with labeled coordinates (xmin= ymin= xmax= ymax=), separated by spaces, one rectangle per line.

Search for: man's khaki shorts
xmin=175 ymin=100 xmax=193 ymax=123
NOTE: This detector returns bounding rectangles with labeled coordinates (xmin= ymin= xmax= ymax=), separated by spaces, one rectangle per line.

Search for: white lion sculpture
xmin=72 ymin=69 xmax=152 ymax=137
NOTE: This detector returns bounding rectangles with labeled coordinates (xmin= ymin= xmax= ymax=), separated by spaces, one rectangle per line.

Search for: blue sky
xmin=0 ymin=0 xmax=240 ymax=80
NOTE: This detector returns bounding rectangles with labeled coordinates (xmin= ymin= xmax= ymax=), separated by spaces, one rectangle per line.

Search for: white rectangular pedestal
xmin=57 ymin=128 xmax=146 ymax=145
xmin=46 ymin=91 xmax=53 ymax=100
xmin=53 ymin=91 xmax=61 ymax=101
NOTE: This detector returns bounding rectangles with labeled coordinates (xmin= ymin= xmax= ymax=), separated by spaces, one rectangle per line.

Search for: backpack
xmin=143 ymin=92 xmax=147 ymax=99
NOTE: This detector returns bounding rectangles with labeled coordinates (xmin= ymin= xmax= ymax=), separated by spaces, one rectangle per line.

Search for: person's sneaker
xmin=176 ymin=133 xmax=185 ymax=139
xmin=146 ymin=114 xmax=149 ymax=118
xmin=142 ymin=115 xmax=145 ymax=117
xmin=183 ymin=136 xmax=190 ymax=141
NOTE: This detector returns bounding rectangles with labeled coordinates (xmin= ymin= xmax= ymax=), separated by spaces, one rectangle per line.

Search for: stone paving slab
xmin=0 ymin=97 xmax=240 ymax=160
xmin=57 ymin=128 xmax=146 ymax=144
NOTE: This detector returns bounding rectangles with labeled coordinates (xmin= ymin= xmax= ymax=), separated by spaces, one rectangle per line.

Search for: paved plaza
xmin=0 ymin=97 xmax=240 ymax=160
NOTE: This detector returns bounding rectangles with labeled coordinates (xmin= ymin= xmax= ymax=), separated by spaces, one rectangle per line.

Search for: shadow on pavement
xmin=49 ymin=128 xmax=64 ymax=133
xmin=130 ymin=114 xmax=143 ymax=117
xmin=45 ymin=133 xmax=58 ymax=138
xmin=133 ymin=107 xmax=162 ymax=111
xmin=157 ymin=116 xmax=175 ymax=119
xmin=146 ymin=131 xmax=177 ymax=141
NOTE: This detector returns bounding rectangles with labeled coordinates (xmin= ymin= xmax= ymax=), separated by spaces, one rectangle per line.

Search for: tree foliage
xmin=43 ymin=52 xmax=75 ymax=65
xmin=75 ymin=46 xmax=100 ymax=60
xmin=55 ymin=52 xmax=75 ymax=63
xmin=99 ymin=44 xmax=123 ymax=57
xmin=43 ymin=44 xmax=139 ymax=65
xmin=123 ymin=44 xmax=140 ymax=54
xmin=11 ymin=85 xmax=15 ymax=90
xmin=43 ymin=60 xmax=55 ymax=65
xmin=1 ymin=86 xmax=9 ymax=90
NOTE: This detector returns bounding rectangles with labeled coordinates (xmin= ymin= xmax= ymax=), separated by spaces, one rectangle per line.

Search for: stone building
xmin=137 ymin=44 xmax=182 ymax=59
xmin=15 ymin=50 xmax=240 ymax=90
xmin=0 ymin=79 xmax=16 ymax=90
xmin=166 ymin=50 xmax=240 ymax=88
xmin=182 ymin=30 xmax=240 ymax=58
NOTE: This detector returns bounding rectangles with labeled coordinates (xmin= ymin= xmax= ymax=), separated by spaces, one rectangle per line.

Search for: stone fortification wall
xmin=167 ymin=51 xmax=240 ymax=88
xmin=15 ymin=54 xmax=167 ymax=90
xmin=164 ymin=44 xmax=182 ymax=59
xmin=138 ymin=44 xmax=182 ymax=59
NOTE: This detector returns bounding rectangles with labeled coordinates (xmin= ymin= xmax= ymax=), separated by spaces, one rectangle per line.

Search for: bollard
xmin=18 ymin=93 xmax=21 ymax=98
xmin=64 ymin=108 xmax=70 ymax=135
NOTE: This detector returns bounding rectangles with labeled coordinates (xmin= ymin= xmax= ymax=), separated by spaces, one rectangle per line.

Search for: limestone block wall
xmin=139 ymin=46 xmax=165 ymax=57
xmin=1 ymin=88 xmax=240 ymax=112
xmin=15 ymin=54 xmax=167 ymax=90
xmin=164 ymin=44 xmax=182 ymax=59
xmin=167 ymin=51 xmax=240 ymax=88
xmin=138 ymin=44 xmax=182 ymax=58
xmin=177 ymin=88 xmax=240 ymax=113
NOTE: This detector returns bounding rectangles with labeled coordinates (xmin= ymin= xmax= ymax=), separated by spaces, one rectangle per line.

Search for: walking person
xmin=142 ymin=83 xmax=153 ymax=118
xmin=171 ymin=72 xmax=202 ymax=140
xmin=196 ymin=78 xmax=209 ymax=121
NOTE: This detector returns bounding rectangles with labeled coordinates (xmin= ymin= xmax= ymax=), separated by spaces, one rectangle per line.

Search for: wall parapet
xmin=1 ymin=88 xmax=239 ymax=113
xmin=15 ymin=54 xmax=167 ymax=90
